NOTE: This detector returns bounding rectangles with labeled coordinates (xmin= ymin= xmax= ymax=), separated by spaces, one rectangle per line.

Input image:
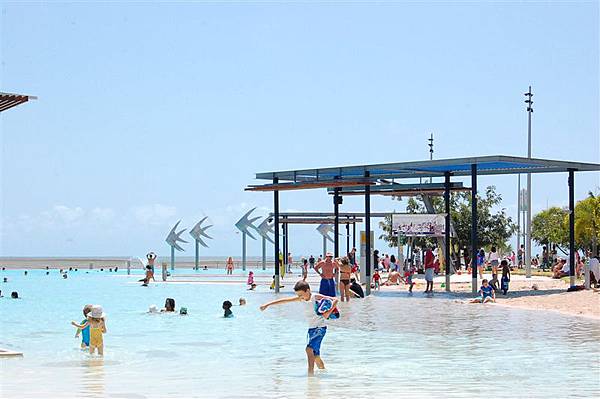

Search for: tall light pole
xmin=525 ymin=86 xmax=533 ymax=278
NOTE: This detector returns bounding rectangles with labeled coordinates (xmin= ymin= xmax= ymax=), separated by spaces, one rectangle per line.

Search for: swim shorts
xmin=319 ymin=278 xmax=336 ymax=297
xmin=307 ymin=326 xmax=327 ymax=356
xmin=425 ymin=267 xmax=434 ymax=282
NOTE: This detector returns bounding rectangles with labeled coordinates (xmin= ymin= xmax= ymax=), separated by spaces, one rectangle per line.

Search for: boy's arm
xmin=101 ymin=320 xmax=107 ymax=333
xmin=321 ymin=297 xmax=339 ymax=319
xmin=260 ymin=296 xmax=300 ymax=311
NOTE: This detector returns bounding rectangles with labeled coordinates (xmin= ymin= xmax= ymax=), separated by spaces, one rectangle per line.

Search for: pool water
xmin=1 ymin=268 xmax=599 ymax=398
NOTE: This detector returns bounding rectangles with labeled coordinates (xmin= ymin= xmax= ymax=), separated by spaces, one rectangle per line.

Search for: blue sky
xmin=1 ymin=1 xmax=598 ymax=258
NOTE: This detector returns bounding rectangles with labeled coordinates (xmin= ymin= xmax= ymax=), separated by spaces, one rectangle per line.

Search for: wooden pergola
xmin=0 ymin=92 xmax=36 ymax=113
xmin=247 ymin=155 xmax=600 ymax=295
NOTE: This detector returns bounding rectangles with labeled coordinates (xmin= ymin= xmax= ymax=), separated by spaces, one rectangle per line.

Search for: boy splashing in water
xmin=260 ymin=281 xmax=338 ymax=376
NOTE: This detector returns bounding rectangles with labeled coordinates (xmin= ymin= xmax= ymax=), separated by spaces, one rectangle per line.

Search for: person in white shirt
xmin=260 ymin=280 xmax=338 ymax=375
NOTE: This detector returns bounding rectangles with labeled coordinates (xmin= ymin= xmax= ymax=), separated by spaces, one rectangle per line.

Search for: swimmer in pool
xmin=74 ymin=304 xmax=93 ymax=349
xmin=223 ymin=300 xmax=233 ymax=318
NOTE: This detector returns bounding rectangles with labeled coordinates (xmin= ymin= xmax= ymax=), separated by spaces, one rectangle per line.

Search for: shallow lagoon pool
xmin=1 ymin=268 xmax=599 ymax=398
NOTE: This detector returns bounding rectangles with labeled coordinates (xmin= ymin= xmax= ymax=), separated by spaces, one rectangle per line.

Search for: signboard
xmin=392 ymin=214 xmax=446 ymax=237
xmin=359 ymin=230 xmax=374 ymax=283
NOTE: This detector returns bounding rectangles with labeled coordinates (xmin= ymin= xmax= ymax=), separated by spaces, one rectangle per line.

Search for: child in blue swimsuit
xmin=470 ymin=279 xmax=495 ymax=303
xmin=74 ymin=304 xmax=92 ymax=349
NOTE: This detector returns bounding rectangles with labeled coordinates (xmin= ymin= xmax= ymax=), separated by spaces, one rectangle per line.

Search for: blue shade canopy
xmin=253 ymin=155 xmax=600 ymax=183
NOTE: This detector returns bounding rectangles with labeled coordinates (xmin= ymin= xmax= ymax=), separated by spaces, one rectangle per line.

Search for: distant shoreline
xmin=0 ymin=256 xmax=275 ymax=269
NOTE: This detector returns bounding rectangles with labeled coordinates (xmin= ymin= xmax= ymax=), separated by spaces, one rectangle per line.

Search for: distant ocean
xmin=0 ymin=256 xmax=281 ymax=269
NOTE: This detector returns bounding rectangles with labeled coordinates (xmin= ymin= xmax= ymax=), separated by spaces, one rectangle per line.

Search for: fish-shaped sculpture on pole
xmin=166 ymin=220 xmax=188 ymax=271
xmin=316 ymin=224 xmax=335 ymax=258
xmin=189 ymin=217 xmax=213 ymax=270
xmin=235 ymin=208 xmax=261 ymax=271
xmin=255 ymin=216 xmax=275 ymax=270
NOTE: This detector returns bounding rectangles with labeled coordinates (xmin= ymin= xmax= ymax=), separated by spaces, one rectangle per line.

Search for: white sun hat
xmin=89 ymin=305 xmax=106 ymax=319
xmin=148 ymin=304 xmax=159 ymax=313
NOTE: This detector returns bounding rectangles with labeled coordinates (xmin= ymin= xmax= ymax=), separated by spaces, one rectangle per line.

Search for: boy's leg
xmin=97 ymin=345 xmax=103 ymax=356
xmin=315 ymin=356 xmax=325 ymax=370
xmin=89 ymin=345 xmax=95 ymax=355
xmin=305 ymin=347 xmax=316 ymax=375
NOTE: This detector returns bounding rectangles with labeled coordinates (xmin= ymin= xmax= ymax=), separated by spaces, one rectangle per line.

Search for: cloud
xmin=90 ymin=207 xmax=116 ymax=223
xmin=40 ymin=205 xmax=85 ymax=226
xmin=132 ymin=204 xmax=177 ymax=226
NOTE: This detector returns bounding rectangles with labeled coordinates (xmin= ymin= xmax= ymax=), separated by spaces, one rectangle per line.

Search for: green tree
xmin=531 ymin=207 xmax=568 ymax=250
xmin=575 ymin=192 xmax=600 ymax=255
xmin=379 ymin=186 xmax=516 ymax=252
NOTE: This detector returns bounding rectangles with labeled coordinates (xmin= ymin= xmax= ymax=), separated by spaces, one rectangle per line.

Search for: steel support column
xmin=568 ymin=169 xmax=576 ymax=287
xmin=273 ymin=178 xmax=280 ymax=293
xmin=444 ymin=171 xmax=451 ymax=292
xmin=334 ymin=188 xmax=340 ymax=258
xmin=364 ymin=171 xmax=371 ymax=296
xmin=471 ymin=164 xmax=478 ymax=294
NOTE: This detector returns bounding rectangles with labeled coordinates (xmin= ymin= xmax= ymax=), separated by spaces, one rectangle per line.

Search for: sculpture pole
xmin=235 ymin=208 xmax=260 ymax=272
xmin=189 ymin=217 xmax=213 ymax=271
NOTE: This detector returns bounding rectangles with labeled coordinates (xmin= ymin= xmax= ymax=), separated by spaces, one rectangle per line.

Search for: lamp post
xmin=525 ymin=86 xmax=533 ymax=278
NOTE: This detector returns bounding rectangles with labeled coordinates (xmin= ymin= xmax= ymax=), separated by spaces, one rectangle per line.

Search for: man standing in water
xmin=314 ymin=252 xmax=338 ymax=297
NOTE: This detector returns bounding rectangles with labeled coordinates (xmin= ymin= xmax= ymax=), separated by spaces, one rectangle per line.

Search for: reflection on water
xmin=1 ymin=269 xmax=599 ymax=398
xmin=80 ymin=358 xmax=105 ymax=398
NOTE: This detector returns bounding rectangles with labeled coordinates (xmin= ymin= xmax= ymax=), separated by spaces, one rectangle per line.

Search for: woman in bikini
xmin=338 ymin=257 xmax=352 ymax=302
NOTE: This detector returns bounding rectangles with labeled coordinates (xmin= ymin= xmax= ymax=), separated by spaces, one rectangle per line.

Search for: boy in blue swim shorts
xmin=260 ymin=280 xmax=338 ymax=375
xmin=74 ymin=304 xmax=92 ymax=349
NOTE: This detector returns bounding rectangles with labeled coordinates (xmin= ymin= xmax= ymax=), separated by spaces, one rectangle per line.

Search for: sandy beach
xmin=378 ymin=272 xmax=600 ymax=320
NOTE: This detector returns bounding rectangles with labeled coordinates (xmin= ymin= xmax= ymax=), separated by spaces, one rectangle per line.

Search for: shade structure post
xmin=334 ymin=188 xmax=340 ymax=258
xmin=444 ymin=171 xmax=451 ymax=292
xmin=364 ymin=171 xmax=371 ymax=296
xmin=352 ymin=218 xmax=356 ymax=249
xmin=284 ymin=221 xmax=289 ymax=270
xmin=346 ymin=223 xmax=350 ymax=255
xmin=273 ymin=177 xmax=280 ymax=293
xmin=322 ymin=236 xmax=327 ymax=259
xmin=471 ymin=164 xmax=478 ymax=294
xmin=568 ymin=169 xmax=576 ymax=287
xmin=282 ymin=222 xmax=286 ymax=270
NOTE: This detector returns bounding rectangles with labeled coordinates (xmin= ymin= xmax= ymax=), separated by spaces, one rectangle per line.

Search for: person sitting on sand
xmin=162 ymin=298 xmax=176 ymax=312
xmin=470 ymin=279 xmax=495 ymax=303
xmin=552 ymin=259 xmax=569 ymax=279
xmin=384 ymin=270 xmax=402 ymax=286
xmin=223 ymin=300 xmax=233 ymax=318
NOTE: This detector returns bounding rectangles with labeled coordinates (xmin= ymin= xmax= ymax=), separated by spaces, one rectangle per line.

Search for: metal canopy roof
xmin=275 ymin=216 xmax=363 ymax=224
xmin=326 ymin=182 xmax=469 ymax=196
xmin=0 ymin=92 xmax=37 ymax=113
xmin=253 ymin=155 xmax=600 ymax=184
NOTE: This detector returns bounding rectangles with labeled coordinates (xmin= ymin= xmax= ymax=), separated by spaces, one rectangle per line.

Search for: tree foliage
xmin=531 ymin=192 xmax=599 ymax=255
xmin=531 ymin=207 xmax=568 ymax=248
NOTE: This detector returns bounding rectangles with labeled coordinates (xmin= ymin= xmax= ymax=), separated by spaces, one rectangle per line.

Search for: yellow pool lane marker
xmin=0 ymin=348 xmax=23 ymax=357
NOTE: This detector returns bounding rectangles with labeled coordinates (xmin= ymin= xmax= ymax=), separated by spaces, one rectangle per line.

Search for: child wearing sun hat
xmin=71 ymin=305 xmax=107 ymax=355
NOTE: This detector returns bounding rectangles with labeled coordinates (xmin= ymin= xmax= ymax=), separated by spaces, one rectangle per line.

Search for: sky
xmin=1 ymin=1 xmax=598 ymax=258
